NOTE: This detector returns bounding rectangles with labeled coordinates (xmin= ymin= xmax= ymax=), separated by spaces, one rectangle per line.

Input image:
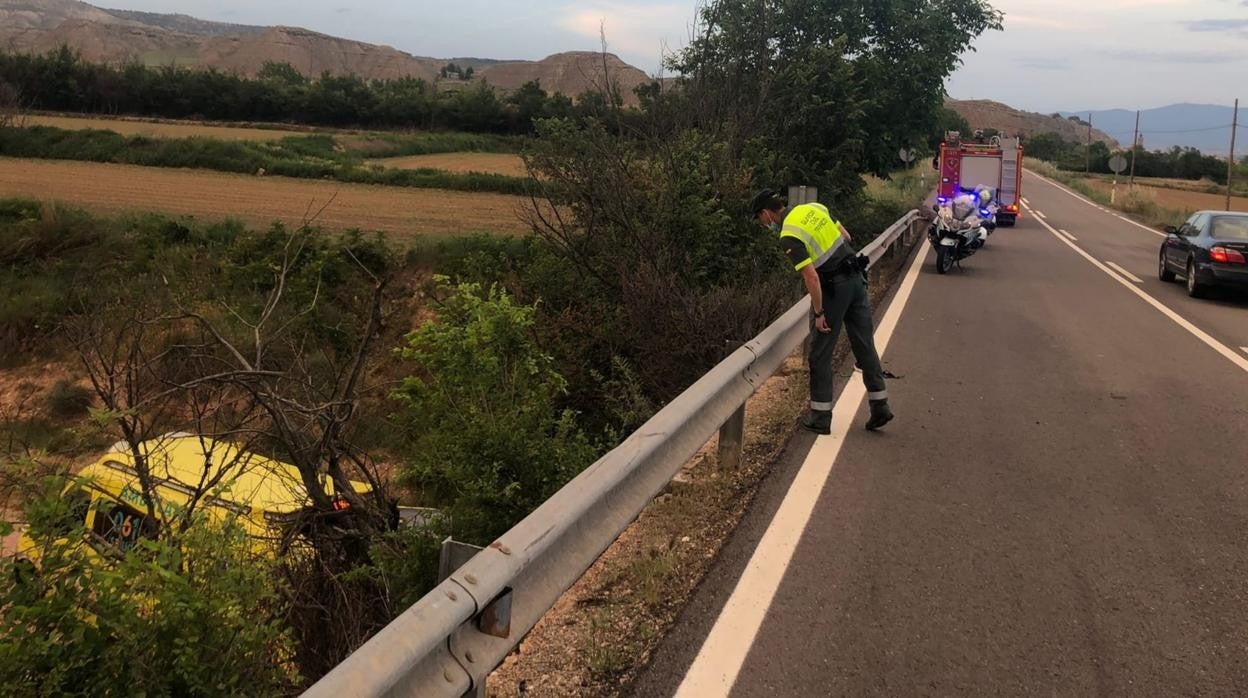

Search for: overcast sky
xmin=105 ymin=0 xmax=1247 ymax=112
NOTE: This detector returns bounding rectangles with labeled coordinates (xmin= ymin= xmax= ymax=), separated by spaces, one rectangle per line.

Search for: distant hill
xmin=196 ymin=27 xmax=446 ymax=82
xmin=947 ymin=99 xmax=1118 ymax=147
xmin=0 ymin=0 xmax=652 ymax=103
xmin=478 ymin=52 xmax=650 ymax=100
xmin=102 ymin=8 xmax=266 ymax=37
xmin=1059 ymin=104 xmax=1239 ymax=154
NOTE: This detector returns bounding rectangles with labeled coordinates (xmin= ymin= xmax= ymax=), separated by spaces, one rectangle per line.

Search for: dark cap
xmin=750 ymin=189 xmax=784 ymax=215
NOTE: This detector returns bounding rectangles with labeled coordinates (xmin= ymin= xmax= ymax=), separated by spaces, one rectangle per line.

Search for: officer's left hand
xmin=854 ymin=254 xmax=871 ymax=272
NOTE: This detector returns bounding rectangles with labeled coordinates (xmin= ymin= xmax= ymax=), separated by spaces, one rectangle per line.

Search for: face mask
xmin=768 ymin=220 xmax=781 ymax=233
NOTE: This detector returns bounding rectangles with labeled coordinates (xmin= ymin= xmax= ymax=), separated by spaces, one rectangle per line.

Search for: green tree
xmin=257 ymin=61 xmax=306 ymax=86
xmin=393 ymin=280 xmax=598 ymax=543
xmin=1022 ymin=132 xmax=1069 ymax=162
xmin=670 ymin=0 xmax=1003 ymax=200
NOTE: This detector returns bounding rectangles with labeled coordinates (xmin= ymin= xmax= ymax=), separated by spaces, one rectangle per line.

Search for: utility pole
xmin=1129 ymin=109 xmax=1140 ymax=187
xmin=1228 ymin=98 xmax=1239 ymax=212
xmin=1086 ymin=112 xmax=1093 ymax=174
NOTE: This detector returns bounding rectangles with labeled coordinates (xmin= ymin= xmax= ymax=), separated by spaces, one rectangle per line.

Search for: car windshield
xmin=1210 ymin=216 xmax=1248 ymax=241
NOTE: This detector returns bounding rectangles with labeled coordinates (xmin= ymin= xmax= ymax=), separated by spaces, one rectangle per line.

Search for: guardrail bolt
xmin=444 ymin=668 xmax=455 ymax=683
xmin=464 ymin=574 xmax=478 ymax=585
xmin=490 ymin=541 xmax=512 ymax=555
xmin=465 ymin=651 xmax=476 ymax=664
xmin=446 ymin=590 xmax=459 ymax=602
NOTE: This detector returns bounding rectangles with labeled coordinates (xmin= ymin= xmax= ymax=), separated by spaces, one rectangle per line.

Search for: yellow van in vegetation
xmin=15 ymin=433 xmax=370 ymax=564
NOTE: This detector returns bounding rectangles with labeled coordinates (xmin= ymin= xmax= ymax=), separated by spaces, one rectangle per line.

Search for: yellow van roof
xmin=85 ymin=434 xmax=367 ymax=514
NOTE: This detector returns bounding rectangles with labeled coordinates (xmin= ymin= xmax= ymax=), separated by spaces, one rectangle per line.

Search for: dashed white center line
xmin=1022 ymin=201 xmax=1248 ymax=373
xmin=1035 ymin=210 xmax=1047 ymax=219
xmin=1058 ymin=229 xmax=1078 ymax=242
xmin=1021 ymin=197 xmax=1030 ymax=206
xmin=1105 ymin=261 xmax=1143 ymax=283
xmin=1025 ymin=171 xmax=1166 ymax=238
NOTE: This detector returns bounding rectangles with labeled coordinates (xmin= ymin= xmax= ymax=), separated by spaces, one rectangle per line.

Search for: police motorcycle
xmin=929 ymin=192 xmax=995 ymax=274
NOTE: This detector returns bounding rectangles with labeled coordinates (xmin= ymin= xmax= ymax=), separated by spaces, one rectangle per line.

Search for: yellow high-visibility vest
xmin=780 ymin=203 xmax=847 ymax=271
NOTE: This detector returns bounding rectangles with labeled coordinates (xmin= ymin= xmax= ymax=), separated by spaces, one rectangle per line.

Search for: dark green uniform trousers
xmin=809 ymin=271 xmax=888 ymax=411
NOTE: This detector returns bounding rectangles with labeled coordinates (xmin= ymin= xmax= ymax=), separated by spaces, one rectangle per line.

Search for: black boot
xmin=865 ymin=399 xmax=894 ymax=431
xmin=802 ymin=409 xmax=832 ymax=435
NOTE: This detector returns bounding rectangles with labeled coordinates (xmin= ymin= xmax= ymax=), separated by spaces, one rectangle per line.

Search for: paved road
xmin=635 ymin=172 xmax=1248 ymax=696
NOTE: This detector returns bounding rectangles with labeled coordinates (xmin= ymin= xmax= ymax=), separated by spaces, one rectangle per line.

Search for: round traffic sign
xmin=899 ymin=148 xmax=916 ymax=164
xmin=1108 ymin=154 xmax=1128 ymax=174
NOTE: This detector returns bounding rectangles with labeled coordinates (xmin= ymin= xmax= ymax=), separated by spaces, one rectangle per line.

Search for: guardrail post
xmin=439 ymin=538 xmax=484 ymax=583
xmin=717 ymin=403 xmax=746 ymax=469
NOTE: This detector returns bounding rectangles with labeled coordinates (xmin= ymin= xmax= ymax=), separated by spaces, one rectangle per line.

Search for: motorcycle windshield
xmin=952 ymin=201 xmax=977 ymax=220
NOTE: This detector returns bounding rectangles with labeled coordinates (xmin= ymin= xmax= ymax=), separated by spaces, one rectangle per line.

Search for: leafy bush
xmin=0 ymin=478 xmax=299 ymax=696
xmin=393 ymin=280 xmax=599 ymax=543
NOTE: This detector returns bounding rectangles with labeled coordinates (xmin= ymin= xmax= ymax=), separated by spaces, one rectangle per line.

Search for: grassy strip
xmin=0 ymin=126 xmax=533 ymax=196
xmin=344 ymin=132 xmax=521 ymax=159
xmin=1025 ymin=157 xmax=1190 ymax=230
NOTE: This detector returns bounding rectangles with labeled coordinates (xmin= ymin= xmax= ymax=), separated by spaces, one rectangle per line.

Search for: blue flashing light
xmin=980 ymin=209 xmax=991 ymax=217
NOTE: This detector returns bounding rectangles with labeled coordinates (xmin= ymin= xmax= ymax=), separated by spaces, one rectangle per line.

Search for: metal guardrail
xmin=303 ymin=209 xmax=924 ymax=698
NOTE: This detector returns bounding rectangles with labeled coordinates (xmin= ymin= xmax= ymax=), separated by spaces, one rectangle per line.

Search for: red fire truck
xmin=936 ymin=132 xmax=1024 ymax=227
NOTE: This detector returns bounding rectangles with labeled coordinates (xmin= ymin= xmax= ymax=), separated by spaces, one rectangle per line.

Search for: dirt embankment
xmin=0 ymin=157 xmax=532 ymax=239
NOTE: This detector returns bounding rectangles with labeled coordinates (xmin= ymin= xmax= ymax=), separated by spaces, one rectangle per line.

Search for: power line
xmin=1097 ymin=124 xmax=1235 ymax=136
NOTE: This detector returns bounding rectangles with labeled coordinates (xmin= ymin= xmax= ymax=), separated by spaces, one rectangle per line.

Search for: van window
xmin=91 ymin=501 xmax=160 ymax=554
xmin=48 ymin=487 xmax=92 ymax=538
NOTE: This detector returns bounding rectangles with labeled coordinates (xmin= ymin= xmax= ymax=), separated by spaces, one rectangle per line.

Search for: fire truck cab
xmin=936 ymin=132 xmax=1024 ymax=227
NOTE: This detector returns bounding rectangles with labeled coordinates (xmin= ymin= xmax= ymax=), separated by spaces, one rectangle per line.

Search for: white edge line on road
xmin=674 ymin=239 xmax=932 ymax=698
xmin=1024 ymin=204 xmax=1248 ymax=373
xmin=1105 ymin=261 xmax=1144 ymax=283
xmin=1026 ymin=170 xmax=1166 ymax=238
xmin=1021 ymin=197 xmax=1030 ymax=205
xmin=1058 ymin=229 xmax=1078 ymax=242
xmin=1242 ymin=347 xmax=1248 ymax=356
xmin=1035 ymin=210 xmax=1047 ymax=219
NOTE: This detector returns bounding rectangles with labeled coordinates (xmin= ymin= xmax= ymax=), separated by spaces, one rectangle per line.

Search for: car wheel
xmin=1158 ymin=251 xmax=1176 ymax=282
xmin=1186 ymin=259 xmax=1207 ymax=298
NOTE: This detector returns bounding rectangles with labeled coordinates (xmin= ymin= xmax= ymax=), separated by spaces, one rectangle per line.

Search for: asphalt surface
xmin=634 ymin=173 xmax=1248 ymax=696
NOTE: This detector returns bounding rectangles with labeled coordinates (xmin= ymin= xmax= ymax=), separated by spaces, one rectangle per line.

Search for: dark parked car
xmin=1159 ymin=211 xmax=1248 ymax=297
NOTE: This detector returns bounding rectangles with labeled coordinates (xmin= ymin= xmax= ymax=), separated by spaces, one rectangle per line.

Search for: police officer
xmin=751 ymin=190 xmax=894 ymax=434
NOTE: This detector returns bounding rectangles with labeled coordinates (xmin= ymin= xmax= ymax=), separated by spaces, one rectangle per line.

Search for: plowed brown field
xmin=26 ymin=114 xmax=295 ymax=141
xmin=0 ymin=158 xmax=531 ymax=238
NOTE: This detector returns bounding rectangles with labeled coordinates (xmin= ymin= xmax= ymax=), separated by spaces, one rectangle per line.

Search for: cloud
xmin=1005 ymin=14 xmax=1078 ymax=30
xmin=1099 ymin=47 xmax=1247 ymax=63
xmin=1184 ymin=18 xmax=1248 ymax=31
xmin=558 ymin=3 xmax=692 ymax=64
xmin=1013 ymin=56 xmax=1072 ymax=70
